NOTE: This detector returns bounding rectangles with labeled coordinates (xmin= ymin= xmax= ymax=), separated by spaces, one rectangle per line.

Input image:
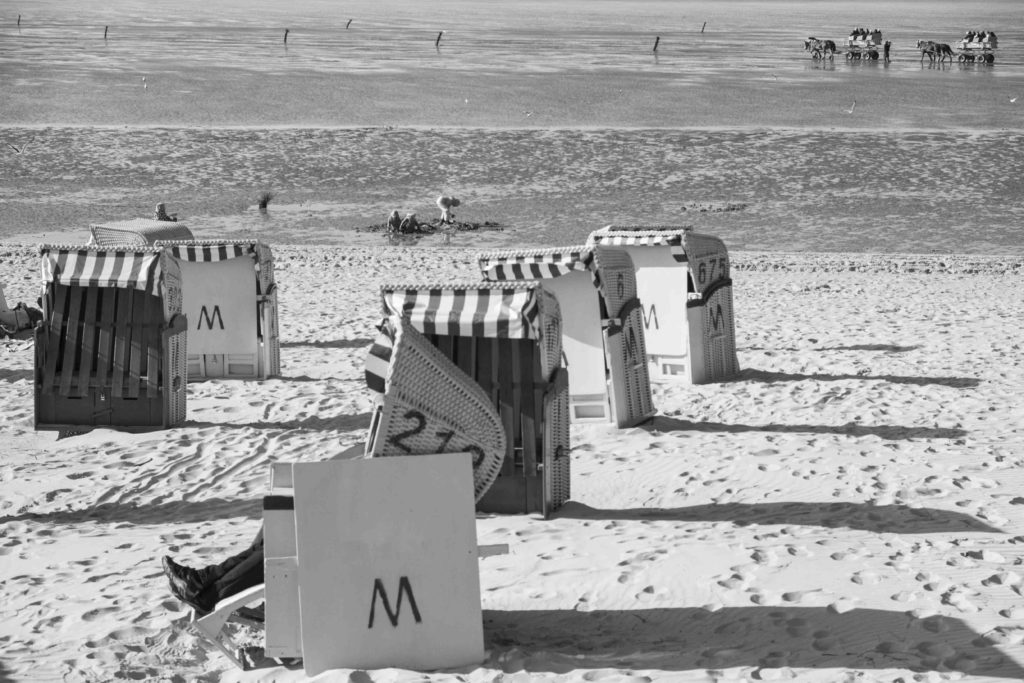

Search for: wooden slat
xmin=42 ymin=285 xmax=69 ymax=394
xmin=145 ymin=296 xmax=160 ymax=396
xmin=127 ymin=289 xmax=146 ymax=399
xmin=518 ymin=340 xmax=538 ymax=477
xmin=111 ymin=288 xmax=131 ymax=398
xmin=454 ymin=335 xmax=475 ymax=380
xmin=497 ymin=337 xmax=516 ymax=476
xmin=435 ymin=334 xmax=454 ymax=362
xmin=95 ymin=288 xmax=116 ymax=392
xmin=74 ymin=287 xmax=99 ymax=398
xmin=59 ymin=288 xmax=84 ymax=397
xmin=474 ymin=337 xmax=494 ymax=401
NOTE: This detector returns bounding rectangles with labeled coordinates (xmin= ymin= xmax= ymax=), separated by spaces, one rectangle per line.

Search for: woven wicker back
xmin=366 ymin=317 xmax=506 ymax=502
xmin=90 ymin=219 xmax=194 ymax=248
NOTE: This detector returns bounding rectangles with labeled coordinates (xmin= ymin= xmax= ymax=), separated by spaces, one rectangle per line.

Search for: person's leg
xmin=193 ymin=527 xmax=263 ymax=587
xmin=195 ymin=532 xmax=265 ymax=608
xmin=162 ymin=526 xmax=264 ymax=613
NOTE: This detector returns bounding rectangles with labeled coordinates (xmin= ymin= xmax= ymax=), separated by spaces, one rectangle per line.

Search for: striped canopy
xmin=588 ymin=225 xmax=690 ymax=262
xmin=156 ymin=240 xmax=257 ymax=263
xmin=364 ymin=320 xmax=396 ymax=401
xmin=478 ymin=247 xmax=594 ymax=282
xmin=381 ymin=283 xmax=544 ymax=340
xmin=39 ymin=246 xmax=165 ymax=295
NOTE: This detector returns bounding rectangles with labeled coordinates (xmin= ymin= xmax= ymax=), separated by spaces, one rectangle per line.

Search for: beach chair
xmin=154 ymin=239 xmax=280 ymax=380
xmin=34 ymin=245 xmax=187 ymax=431
xmin=478 ymin=246 xmax=655 ymax=428
xmin=193 ymin=455 xmax=509 ymax=674
xmin=377 ymin=282 xmax=571 ymax=516
xmin=363 ymin=315 xmax=506 ymax=502
xmin=89 ymin=218 xmax=194 ymax=248
xmin=587 ymin=225 xmax=740 ymax=384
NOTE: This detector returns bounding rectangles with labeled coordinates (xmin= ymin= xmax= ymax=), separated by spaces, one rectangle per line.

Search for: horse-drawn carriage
xmin=845 ymin=28 xmax=884 ymax=60
xmin=956 ymin=31 xmax=997 ymax=64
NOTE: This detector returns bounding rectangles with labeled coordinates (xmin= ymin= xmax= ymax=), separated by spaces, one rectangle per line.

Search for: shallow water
xmin=2 ymin=0 xmax=1024 ymax=252
xmin=2 ymin=126 xmax=1022 ymax=253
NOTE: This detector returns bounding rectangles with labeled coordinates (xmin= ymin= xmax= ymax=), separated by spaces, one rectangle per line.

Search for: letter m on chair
xmin=368 ymin=576 xmax=422 ymax=628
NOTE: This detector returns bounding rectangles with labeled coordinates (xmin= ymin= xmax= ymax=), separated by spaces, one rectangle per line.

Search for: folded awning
xmin=588 ymin=226 xmax=689 ymax=262
xmin=478 ymin=247 xmax=594 ymax=282
xmin=39 ymin=246 xmax=165 ymax=296
xmin=381 ymin=282 xmax=545 ymax=340
xmin=157 ymin=240 xmax=257 ymax=263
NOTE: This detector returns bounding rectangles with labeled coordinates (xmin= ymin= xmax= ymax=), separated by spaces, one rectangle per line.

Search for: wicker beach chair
xmin=376 ymin=282 xmax=570 ymax=517
xmin=364 ymin=315 xmax=506 ymax=503
xmin=89 ymin=218 xmax=194 ymax=248
xmin=588 ymin=225 xmax=739 ymax=383
xmin=154 ymin=239 xmax=280 ymax=380
xmin=478 ymin=245 xmax=655 ymax=428
xmin=34 ymin=245 xmax=187 ymax=431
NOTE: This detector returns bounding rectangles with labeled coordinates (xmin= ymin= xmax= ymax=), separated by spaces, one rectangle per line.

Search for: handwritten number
xmin=464 ymin=445 xmax=486 ymax=468
xmin=435 ymin=429 xmax=455 ymax=451
xmin=388 ymin=410 xmax=426 ymax=453
xmin=388 ymin=410 xmax=486 ymax=469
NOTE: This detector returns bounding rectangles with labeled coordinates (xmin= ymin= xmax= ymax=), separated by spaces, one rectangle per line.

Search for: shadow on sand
xmin=0 ymin=368 xmax=33 ymax=382
xmin=815 ymin=344 xmax=922 ymax=353
xmin=279 ymin=338 xmax=372 ymax=350
xmin=0 ymin=496 xmax=262 ymax=526
xmin=484 ymin=606 xmax=1024 ymax=678
xmin=648 ymin=416 xmax=966 ymax=441
xmin=184 ymin=412 xmax=372 ymax=432
xmin=556 ymin=501 xmax=1002 ymax=534
xmin=738 ymin=367 xmax=979 ymax=388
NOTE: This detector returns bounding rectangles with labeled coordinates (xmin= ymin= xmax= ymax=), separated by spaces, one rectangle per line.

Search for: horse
xmin=933 ymin=43 xmax=955 ymax=63
xmin=804 ymin=37 xmax=836 ymax=60
xmin=917 ymin=40 xmax=937 ymax=62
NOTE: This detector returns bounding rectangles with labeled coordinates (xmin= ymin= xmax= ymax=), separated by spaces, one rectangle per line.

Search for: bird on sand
xmin=846 ymin=99 xmax=857 ymax=114
xmin=1011 ymin=95 xmax=1019 ymax=103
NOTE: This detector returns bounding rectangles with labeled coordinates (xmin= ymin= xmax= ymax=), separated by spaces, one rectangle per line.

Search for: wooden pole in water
xmin=436 ymin=30 xmax=444 ymax=47
xmin=701 ymin=22 xmax=707 ymax=33
xmin=346 ymin=19 xmax=352 ymax=29
xmin=653 ymin=36 xmax=660 ymax=52
xmin=284 ymin=28 xmax=289 ymax=44
xmin=104 ymin=25 xmax=108 ymax=40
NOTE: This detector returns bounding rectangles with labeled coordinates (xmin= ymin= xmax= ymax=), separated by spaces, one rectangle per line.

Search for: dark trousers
xmin=195 ymin=528 xmax=264 ymax=607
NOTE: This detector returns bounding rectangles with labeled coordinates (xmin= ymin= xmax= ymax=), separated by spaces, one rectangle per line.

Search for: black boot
xmin=162 ymin=556 xmax=214 ymax=616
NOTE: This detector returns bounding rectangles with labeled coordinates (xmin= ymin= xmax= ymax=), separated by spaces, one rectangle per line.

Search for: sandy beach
xmin=1 ymin=244 xmax=1023 ymax=681
xmin=3 ymin=0 xmax=1024 ymax=679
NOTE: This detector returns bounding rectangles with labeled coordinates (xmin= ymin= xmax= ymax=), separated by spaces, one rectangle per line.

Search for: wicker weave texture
xmin=698 ymin=282 xmax=740 ymax=382
xmin=543 ymin=368 xmax=571 ymax=513
xmin=682 ymin=231 xmax=731 ymax=295
xmin=535 ymin=288 xmax=563 ymax=379
xmin=369 ymin=318 xmax=506 ymax=502
xmin=90 ymin=220 xmax=194 ymax=248
xmin=590 ymin=248 xmax=655 ymax=426
xmin=591 ymin=247 xmax=637 ymax=318
xmin=166 ymin=328 xmax=188 ymax=426
xmin=262 ymin=289 xmax=281 ymax=377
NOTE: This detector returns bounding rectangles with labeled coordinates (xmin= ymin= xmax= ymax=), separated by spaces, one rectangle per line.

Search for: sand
xmin=1 ymin=244 xmax=1023 ymax=682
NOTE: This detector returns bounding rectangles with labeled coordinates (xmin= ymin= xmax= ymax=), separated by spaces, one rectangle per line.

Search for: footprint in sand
xmin=750 ymin=549 xmax=779 ymax=566
xmin=851 ymin=570 xmax=880 ymax=585
xmin=810 ymin=629 xmax=837 ymax=652
xmin=890 ymin=590 xmax=918 ymax=602
xmin=82 ymin=606 xmax=119 ymax=621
